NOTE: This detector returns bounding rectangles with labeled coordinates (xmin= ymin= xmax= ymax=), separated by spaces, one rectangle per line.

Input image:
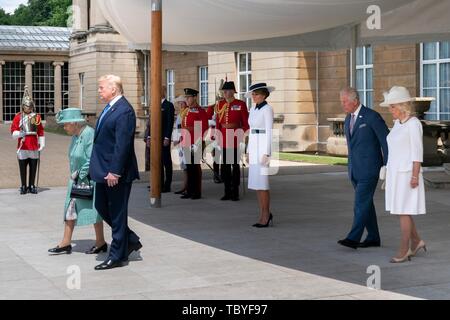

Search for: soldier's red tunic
xmin=180 ymin=104 xmax=209 ymax=147
xmin=215 ymin=99 xmax=249 ymax=148
xmin=10 ymin=112 xmax=44 ymax=151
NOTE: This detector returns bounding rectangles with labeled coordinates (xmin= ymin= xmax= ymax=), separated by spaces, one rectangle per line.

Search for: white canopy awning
xmin=96 ymin=0 xmax=449 ymax=52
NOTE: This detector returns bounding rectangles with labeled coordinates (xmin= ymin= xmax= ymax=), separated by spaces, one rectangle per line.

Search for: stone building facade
xmin=0 ymin=26 xmax=70 ymax=122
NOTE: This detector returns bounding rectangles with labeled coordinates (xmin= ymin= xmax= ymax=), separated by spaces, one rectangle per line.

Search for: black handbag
xmin=70 ymin=176 xmax=94 ymax=200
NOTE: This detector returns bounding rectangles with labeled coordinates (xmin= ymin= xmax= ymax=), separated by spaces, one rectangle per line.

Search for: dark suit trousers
xmin=347 ymin=177 xmax=380 ymax=243
xmin=95 ymin=182 xmax=140 ymax=261
xmin=161 ymin=144 xmax=173 ymax=189
xmin=220 ymin=148 xmax=240 ymax=197
xmin=185 ymin=149 xmax=202 ymax=197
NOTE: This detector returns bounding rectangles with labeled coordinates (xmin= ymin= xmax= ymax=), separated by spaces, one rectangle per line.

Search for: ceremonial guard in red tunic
xmin=214 ymin=81 xmax=249 ymax=201
xmin=180 ymin=88 xmax=208 ymax=199
xmin=10 ymin=86 xmax=45 ymax=194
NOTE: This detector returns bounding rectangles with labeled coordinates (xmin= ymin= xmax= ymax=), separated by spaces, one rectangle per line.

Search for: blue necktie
xmin=350 ymin=113 xmax=356 ymax=135
xmin=97 ymin=103 xmax=111 ymax=129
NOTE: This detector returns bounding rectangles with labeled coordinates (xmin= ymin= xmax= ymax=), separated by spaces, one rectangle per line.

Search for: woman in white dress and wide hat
xmin=380 ymin=86 xmax=427 ymax=263
xmin=245 ymin=83 xmax=275 ymax=228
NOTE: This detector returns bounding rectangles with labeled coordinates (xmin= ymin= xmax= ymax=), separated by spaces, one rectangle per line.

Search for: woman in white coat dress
xmin=245 ymin=83 xmax=275 ymax=228
xmin=381 ymin=86 xmax=427 ymax=263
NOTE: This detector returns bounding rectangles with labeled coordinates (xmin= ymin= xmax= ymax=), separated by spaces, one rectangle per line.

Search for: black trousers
xmin=161 ymin=144 xmax=173 ymax=190
xmin=185 ymin=147 xmax=202 ymax=197
xmin=220 ymin=148 xmax=241 ymax=197
xmin=95 ymin=182 xmax=140 ymax=262
xmin=18 ymin=158 xmax=38 ymax=187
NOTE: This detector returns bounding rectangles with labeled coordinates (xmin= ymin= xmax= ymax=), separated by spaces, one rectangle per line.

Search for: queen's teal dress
xmin=64 ymin=126 xmax=102 ymax=226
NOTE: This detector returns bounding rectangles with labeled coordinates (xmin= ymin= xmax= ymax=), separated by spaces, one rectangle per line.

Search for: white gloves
xmin=38 ymin=136 xmax=45 ymax=152
xmin=191 ymin=144 xmax=199 ymax=153
xmin=261 ymin=154 xmax=270 ymax=166
xmin=71 ymin=171 xmax=79 ymax=181
xmin=239 ymin=142 xmax=246 ymax=155
xmin=12 ymin=131 xmax=26 ymax=139
xmin=208 ymin=119 xmax=216 ymax=127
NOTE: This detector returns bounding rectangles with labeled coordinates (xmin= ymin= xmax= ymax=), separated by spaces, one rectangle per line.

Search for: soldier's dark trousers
xmin=186 ymin=151 xmax=202 ymax=198
xmin=221 ymin=148 xmax=240 ymax=197
xmin=18 ymin=158 xmax=38 ymax=187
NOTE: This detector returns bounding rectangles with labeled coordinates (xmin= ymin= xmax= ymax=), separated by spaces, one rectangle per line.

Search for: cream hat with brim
xmin=174 ymin=95 xmax=186 ymax=103
xmin=380 ymin=86 xmax=413 ymax=107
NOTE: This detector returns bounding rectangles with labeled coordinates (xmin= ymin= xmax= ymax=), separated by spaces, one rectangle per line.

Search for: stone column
xmin=72 ymin=0 xmax=88 ymax=32
xmin=0 ymin=61 xmax=5 ymax=122
xmin=23 ymin=61 xmax=34 ymax=98
xmin=53 ymin=62 xmax=64 ymax=112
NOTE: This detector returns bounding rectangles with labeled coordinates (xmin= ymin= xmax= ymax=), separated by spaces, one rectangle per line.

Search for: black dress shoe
xmin=220 ymin=195 xmax=231 ymax=201
xmin=20 ymin=186 xmax=27 ymax=195
xmin=28 ymin=185 xmax=38 ymax=194
xmin=231 ymin=195 xmax=240 ymax=201
xmin=94 ymin=259 xmax=125 ymax=270
xmin=358 ymin=240 xmax=381 ymax=248
xmin=48 ymin=245 xmax=72 ymax=255
xmin=85 ymin=243 xmax=108 ymax=254
xmin=337 ymin=238 xmax=359 ymax=249
xmin=128 ymin=241 xmax=143 ymax=257
xmin=180 ymin=194 xmax=191 ymax=199
xmin=191 ymin=195 xmax=201 ymax=200
xmin=174 ymin=189 xmax=186 ymax=195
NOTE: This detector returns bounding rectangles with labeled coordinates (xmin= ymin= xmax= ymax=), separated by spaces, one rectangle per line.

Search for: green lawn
xmin=275 ymin=152 xmax=348 ymax=166
xmin=44 ymin=126 xmax=68 ymax=136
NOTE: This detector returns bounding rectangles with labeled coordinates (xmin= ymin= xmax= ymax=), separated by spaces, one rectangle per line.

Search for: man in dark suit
xmin=160 ymin=86 xmax=175 ymax=192
xmin=90 ymin=74 xmax=142 ymax=270
xmin=338 ymin=87 xmax=389 ymax=250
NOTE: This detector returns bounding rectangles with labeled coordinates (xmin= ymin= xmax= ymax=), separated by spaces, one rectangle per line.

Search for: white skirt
xmin=248 ymin=163 xmax=270 ymax=190
xmin=385 ymin=170 xmax=426 ymax=215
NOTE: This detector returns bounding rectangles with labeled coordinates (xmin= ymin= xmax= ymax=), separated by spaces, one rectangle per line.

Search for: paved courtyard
xmin=1 ymin=124 xmax=450 ymax=300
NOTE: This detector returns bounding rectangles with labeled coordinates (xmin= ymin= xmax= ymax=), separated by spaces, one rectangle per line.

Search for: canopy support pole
xmin=150 ymin=0 xmax=162 ymax=208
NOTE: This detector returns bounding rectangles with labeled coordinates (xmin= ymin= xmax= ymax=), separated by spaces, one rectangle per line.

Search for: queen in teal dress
xmin=48 ymin=108 xmax=108 ymax=255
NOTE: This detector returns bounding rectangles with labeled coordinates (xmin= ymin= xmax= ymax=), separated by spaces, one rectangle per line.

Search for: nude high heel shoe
xmin=410 ymin=240 xmax=427 ymax=256
xmin=390 ymin=249 xmax=413 ymax=263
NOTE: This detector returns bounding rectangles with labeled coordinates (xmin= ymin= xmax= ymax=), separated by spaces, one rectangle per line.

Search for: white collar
xmin=108 ymin=95 xmax=123 ymax=107
xmin=352 ymin=104 xmax=362 ymax=118
xmin=161 ymin=98 xmax=166 ymax=104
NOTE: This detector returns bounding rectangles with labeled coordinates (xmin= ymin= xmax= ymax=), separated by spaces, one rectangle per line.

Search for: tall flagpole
xmin=150 ymin=0 xmax=162 ymax=208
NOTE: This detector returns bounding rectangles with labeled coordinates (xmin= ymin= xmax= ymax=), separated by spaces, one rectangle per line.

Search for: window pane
xmin=356 ymin=47 xmax=364 ymax=66
xmin=439 ymin=41 xmax=450 ymax=59
xmin=247 ymin=53 xmax=252 ymax=70
xmin=423 ymin=64 xmax=437 ymax=88
xmin=440 ymin=63 xmax=450 ymax=87
xmin=423 ymin=88 xmax=437 ymax=120
xmin=423 ymin=42 xmax=437 ymax=60
xmin=248 ymin=74 xmax=252 ymax=88
xmin=366 ymin=68 xmax=373 ymax=89
xmin=440 ymin=88 xmax=450 ymax=114
xmin=356 ymin=69 xmax=364 ymax=90
xmin=240 ymin=74 xmax=247 ymax=92
xmin=239 ymin=53 xmax=246 ymax=71
xmin=366 ymin=46 xmax=373 ymax=65
xmin=366 ymin=91 xmax=373 ymax=109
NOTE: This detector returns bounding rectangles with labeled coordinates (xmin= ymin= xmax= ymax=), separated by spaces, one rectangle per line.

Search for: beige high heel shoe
xmin=410 ymin=240 xmax=427 ymax=256
xmin=390 ymin=249 xmax=413 ymax=263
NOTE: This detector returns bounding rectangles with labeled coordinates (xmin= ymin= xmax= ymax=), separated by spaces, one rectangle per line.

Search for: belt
xmin=251 ymin=129 xmax=266 ymax=134
xmin=221 ymin=123 xmax=240 ymax=129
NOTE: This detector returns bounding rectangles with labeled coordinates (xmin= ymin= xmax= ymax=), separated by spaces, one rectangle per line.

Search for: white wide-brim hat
xmin=174 ymin=95 xmax=186 ymax=103
xmin=244 ymin=82 xmax=275 ymax=98
xmin=380 ymin=86 xmax=413 ymax=107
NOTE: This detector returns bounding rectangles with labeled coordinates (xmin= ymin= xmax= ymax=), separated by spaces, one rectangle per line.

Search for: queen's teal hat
xmin=56 ymin=108 xmax=85 ymax=124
